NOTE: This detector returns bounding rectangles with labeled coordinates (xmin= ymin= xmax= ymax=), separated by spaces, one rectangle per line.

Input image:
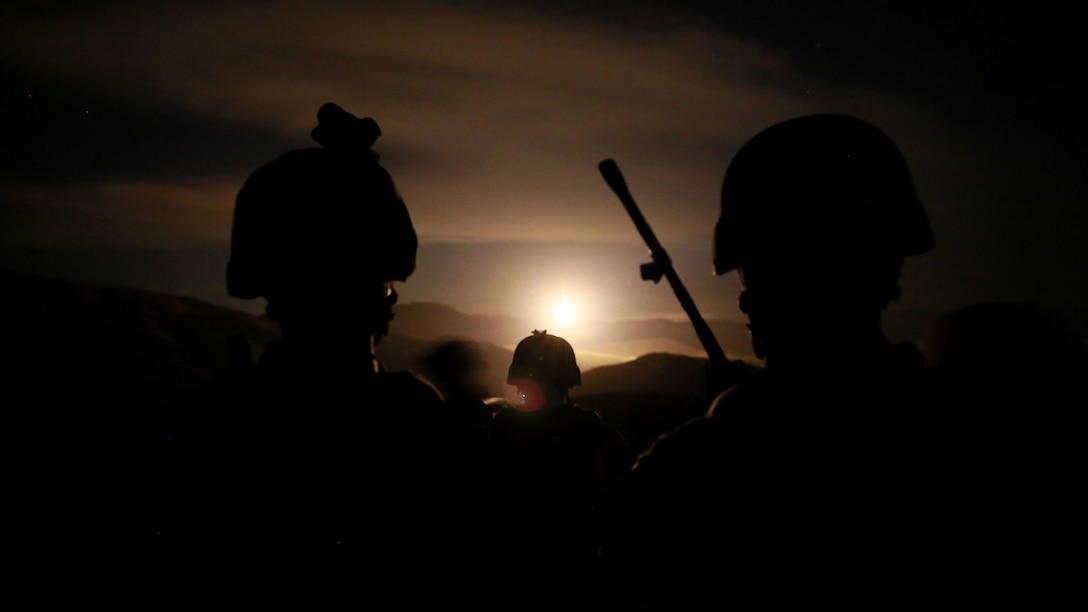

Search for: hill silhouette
xmin=15 ymin=268 xmax=1078 ymax=453
xmin=2 ymin=268 xmax=279 ymax=401
xmin=0 ymin=269 xmax=755 ymax=450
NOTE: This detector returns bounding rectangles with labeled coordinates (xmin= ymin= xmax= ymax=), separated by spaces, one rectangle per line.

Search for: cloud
xmin=4 ymin=1 xmax=907 ymax=246
xmin=4 ymin=2 xmax=800 ymax=127
xmin=2 ymin=0 xmax=1009 ymax=276
xmin=0 ymin=176 xmax=238 ymax=248
xmin=14 ymin=1 xmax=1081 ymax=318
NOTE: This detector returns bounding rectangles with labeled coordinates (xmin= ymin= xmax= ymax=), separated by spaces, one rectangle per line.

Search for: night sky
xmin=2 ymin=1 xmax=1085 ymax=331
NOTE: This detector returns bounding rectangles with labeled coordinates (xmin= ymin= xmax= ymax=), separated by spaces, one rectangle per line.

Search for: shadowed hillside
xmin=2 ymin=268 xmax=279 ymax=403
xmin=0 ymin=270 xmax=753 ymax=453
xmin=1 ymin=269 xmax=748 ymax=410
xmin=18 ymin=268 xmax=1078 ymax=454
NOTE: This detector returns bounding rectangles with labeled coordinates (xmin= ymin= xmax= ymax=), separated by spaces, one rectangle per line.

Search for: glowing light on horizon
xmin=553 ymin=296 xmax=576 ymax=325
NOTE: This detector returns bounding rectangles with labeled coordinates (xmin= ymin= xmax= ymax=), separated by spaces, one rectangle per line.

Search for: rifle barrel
xmin=598 ymin=159 xmax=727 ymax=365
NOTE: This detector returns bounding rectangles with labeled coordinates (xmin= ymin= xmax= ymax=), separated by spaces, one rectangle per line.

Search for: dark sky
xmin=2 ymin=1 xmax=1085 ymax=330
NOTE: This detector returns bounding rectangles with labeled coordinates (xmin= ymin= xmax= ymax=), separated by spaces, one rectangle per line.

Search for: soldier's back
xmin=162 ymin=348 xmax=455 ymax=556
xmin=606 ymin=361 xmax=930 ymax=608
xmin=483 ymin=402 xmax=635 ymax=590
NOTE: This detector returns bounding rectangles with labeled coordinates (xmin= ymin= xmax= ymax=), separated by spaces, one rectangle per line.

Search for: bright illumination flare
xmin=553 ymin=296 xmax=576 ymax=325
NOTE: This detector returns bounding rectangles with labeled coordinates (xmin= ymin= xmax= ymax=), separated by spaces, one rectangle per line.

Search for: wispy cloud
xmin=3 ymin=1 xmax=913 ymax=247
xmin=0 ymin=176 xmax=237 ymax=248
xmin=9 ymin=2 xmax=1080 ymax=316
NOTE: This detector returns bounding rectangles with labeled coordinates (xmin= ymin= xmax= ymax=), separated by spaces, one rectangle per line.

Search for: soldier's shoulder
xmin=374 ymin=370 xmax=443 ymax=405
xmin=633 ymin=377 xmax=775 ymax=477
xmin=706 ymin=373 xmax=776 ymax=416
xmin=632 ymin=413 xmax=717 ymax=479
xmin=268 ymin=147 xmax=327 ymax=166
xmin=236 ymin=149 xmax=324 ymax=196
xmin=244 ymin=148 xmax=325 ymax=176
xmin=567 ymin=402 xmax=605 ymax=425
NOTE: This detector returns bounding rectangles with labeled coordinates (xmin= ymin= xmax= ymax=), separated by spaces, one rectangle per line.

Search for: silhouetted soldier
xmin=423 ymin=339 xmax=496 ymax=431
xmin=165 ymin=103 xmax=452 ymax=556
xmin=923 ymin=301 xmax=1087 ymax=406
xmin=919 ymin=301 xmax=1087 ymax=604
xmin=485 ymin=330 xmax=636 ymax=597
xmin=604 ymin=115 xmax=937 ymax=607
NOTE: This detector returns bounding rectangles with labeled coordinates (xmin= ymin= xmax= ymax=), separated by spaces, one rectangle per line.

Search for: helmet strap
xmin=739 ymin=291 xmax=766 ymax=360
xmin=371 ymin=284 xmax=398 ymax=345
xmin=749 ymin=322 xmax=766 ymax=361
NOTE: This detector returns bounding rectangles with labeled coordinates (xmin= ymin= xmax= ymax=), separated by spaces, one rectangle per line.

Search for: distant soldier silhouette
xmin=485 ymin=330 xmax=636 ymax=595
xmin=165 ymin=103 xmax=453 ymax=557
xmin=604 ymin=115 xmax=937 ymax=607
xmin=423 ymin=339 xmax=496 ymax=431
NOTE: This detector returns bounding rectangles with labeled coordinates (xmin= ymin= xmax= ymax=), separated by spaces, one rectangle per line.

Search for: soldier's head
xmin=424 ymin=340 xmax=490 ymax=400
xmin=714 ymin=115 xmax=933 ymax=359
xmin=227 ymin=102 xmax=417 ymax=341
xmin=311 ymin=102 xmax=382 ymax=153
xmin=506 ymin=330 xmax=581 ymax=412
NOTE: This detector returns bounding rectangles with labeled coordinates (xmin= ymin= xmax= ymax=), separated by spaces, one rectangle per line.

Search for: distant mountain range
xmin=6 ymin=268 xmax=1083 ymax=451
xmin=376 ymin=300 xmax=757 ymax=386
xmin=1 ymin=267 xmax=750 ymax=396
xmin=1 ymin=269 xmax=739 ymax=449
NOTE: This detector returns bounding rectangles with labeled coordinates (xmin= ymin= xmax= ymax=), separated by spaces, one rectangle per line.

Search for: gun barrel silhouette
xmin=599 ymin=159 xmax=744 ymax=394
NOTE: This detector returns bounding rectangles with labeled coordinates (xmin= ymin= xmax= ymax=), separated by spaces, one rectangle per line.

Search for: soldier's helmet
xmin=507 ymin=330 xmax=582 ymax=391
xmin=311 ymin=102 xmax=382 ymax=152
xmin=227 ymin=103 xmax=417 ymax=309
xmin=713 ymin=114 xmax=933 ymax=277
